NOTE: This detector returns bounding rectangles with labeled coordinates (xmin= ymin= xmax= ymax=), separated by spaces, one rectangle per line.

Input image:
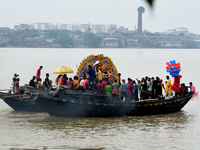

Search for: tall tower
xmin=137 ymin=6 xmax=145 ymax=35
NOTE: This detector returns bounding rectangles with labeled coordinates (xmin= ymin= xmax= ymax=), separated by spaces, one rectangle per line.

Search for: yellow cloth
xmin=37 ymin=81 xmax=42 ymax=88
xmin=165 ymin=79 xmax=171 ymax=94
xmin=72 ymin=80 xmax=79 ymax=89
xmin=96 ymin=70 xmax=103 ymax=81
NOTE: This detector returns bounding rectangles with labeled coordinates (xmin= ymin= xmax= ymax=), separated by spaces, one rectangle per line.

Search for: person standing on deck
xmin=147 ymin=78 xmax=152 ymax=99
xmin=87 ymin=65 xmax=95 ymax=90
xmin=96 ymin=80 xmax=104 ymax=94
xmin=12 ymin=74 xmax=18 ymax=93
xmin=127 ymin=78 xmax=133 ymax=99
xmin=118 ymin=73 xmax=121 ymax=87
xmin=44 ymin=73 xmax=50 ymax=97
xmin=14 ymin=78 xmax=20 ymax=95
xmin=112 ymin=79 xmax=119 ymax=101
xmin=102 ymin=78 xmax=108 ymax=91
xmin=36 ymin=66 xmax=43 ymax=82
xmin=132 ymin=80 xmax=139 ymax=101
xmin=164 ymin=76 xmax=172 ymax=98
xmin=120 ymin=79 xmax=128 ymax=100
xmin=172 ymin=75 xmax=182 ymax=96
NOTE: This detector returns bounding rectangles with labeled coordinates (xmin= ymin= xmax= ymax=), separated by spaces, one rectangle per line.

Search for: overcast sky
xmin=0 ymin=0 xmax=200 ymax=34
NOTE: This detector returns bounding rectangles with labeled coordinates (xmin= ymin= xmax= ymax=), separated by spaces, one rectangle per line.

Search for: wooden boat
xmin=34 ymin=92 xmax=193 ymax=118
xmin=128 ymin=93 xmax=193 ymax=116
xmin=0 ymin=88 xmax=45 ymax=112
xmin=0 ymin=94 xmax=44 ymax=112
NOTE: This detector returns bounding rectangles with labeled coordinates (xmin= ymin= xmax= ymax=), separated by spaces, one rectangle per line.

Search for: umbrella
xmin=53 ymin=66 xmax=74 ymax=74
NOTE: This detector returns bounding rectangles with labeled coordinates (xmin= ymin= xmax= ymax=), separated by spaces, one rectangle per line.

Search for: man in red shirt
xmin=36 ymin=66 xmax=43 ymax=81
xmin=96 ymin=80 xmax=104 ymax=93
xmin=102 ymin=78 xmax=108 ymax=90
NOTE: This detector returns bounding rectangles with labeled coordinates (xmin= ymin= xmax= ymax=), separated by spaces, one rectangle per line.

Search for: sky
xmin=0 ymin=0 xmax=200 ymax=34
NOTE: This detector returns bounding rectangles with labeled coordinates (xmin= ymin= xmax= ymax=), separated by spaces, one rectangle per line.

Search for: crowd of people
xmin=12 ymin=65 xmax=197 ymax=102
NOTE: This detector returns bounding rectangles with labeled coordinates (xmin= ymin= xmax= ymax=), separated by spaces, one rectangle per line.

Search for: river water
xmin=0 ymin=48 xmax=200 ymax=150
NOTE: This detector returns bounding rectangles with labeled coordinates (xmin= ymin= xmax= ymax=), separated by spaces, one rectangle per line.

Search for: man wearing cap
xmin=120 ymin=79 xmax=128 ymax=100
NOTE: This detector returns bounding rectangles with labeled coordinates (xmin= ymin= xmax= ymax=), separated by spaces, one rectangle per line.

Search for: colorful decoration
xmin=191 ymin=91 xmax=199 ymax=100
xmin=166 ymin=60 xmax=181 ymax=77
xmin=76 ymin=54 xmax=118 ymax=83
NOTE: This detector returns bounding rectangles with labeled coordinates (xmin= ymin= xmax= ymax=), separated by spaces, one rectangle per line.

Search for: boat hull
xmin=34 ymin=93 xmax=193 ymax=118
xmin=128 ymin=93 xmax=192 ymax=116
xmin=35 ymin=96 xmax=133 ymax=117
xmin=2 ymin=95 xmax=44 ymax=112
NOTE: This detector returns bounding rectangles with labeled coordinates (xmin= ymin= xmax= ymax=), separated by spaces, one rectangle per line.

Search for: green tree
xmin=154 ymin=42 xmax=162 ymax=48
xmin=137 ymin=38 xmax=152 ymax=47
xmin=118 ymin=40 xmax=123 ymax=48
xmin=7 ymin=38 xmax=19 ymax=46
xmin=72 ymin=30 xmax=83 ymax=36
xmin=125 ymin=40 xmax=129 ymax=48
xmin=181 ymin=40 xmax=198 ymax=48
xmin=44 ymin=30 xmax=59 ymax=39
xmin=55 ymin=32 xmax=73 ymax=48
xmin=15 ymin=29 xmax=40 ymax=39
xmin=0 ymin=42 xmax=6 ymax=47
xmin=83 ymin=33 xmax=102 ymax=48
xmin=179 ymin=33 xmax=185 ymax=37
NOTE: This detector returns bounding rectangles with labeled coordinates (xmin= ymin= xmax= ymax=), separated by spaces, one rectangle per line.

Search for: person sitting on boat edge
xmin=189 ymin=82 xmax=197 ymax=96
xmin=44 ymin=73 xmax=50 ymax=97
xmin=67 ymin=77 xmax=73 ymax=89
xmin=79 ymin=77 xmax=86 ymax=91
xmin=61 ymin=74 xmax=68 ymax=85
xmin=83 ymin=77 xmax=89 ymax=89
xmin=37 ymin=78 xmax=42 ymax=88
xmin=112 ymin=79 xmax=119 ymax=102
xmin=177 ymin=83 xmax=187 ymax=97
xmin=29 ymin=76 xmax=36 ymax=88
xmin=72 ymin=76 xmax=85 ymax=91
xmin=55 ymin=74 xmax=62 ymax=85
xmin=87 ymin=65 xmax=95 ymax=90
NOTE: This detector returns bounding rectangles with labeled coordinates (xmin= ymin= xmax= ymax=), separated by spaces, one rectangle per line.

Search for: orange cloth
xmin=83 ymin=79 xmax=89 ymax=89
xmin=172 ymin=75 xmax=182 ymax=92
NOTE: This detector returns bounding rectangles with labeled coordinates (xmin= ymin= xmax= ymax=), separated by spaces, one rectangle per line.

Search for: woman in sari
xmin=14 ymin=78 xmax=20 ymax=94
xmin=127 ymin=78 xmax=133 ymax=99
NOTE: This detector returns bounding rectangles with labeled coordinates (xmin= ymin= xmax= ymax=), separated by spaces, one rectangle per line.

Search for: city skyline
xmin=1 ymin=0 xmax=200 ymax=34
